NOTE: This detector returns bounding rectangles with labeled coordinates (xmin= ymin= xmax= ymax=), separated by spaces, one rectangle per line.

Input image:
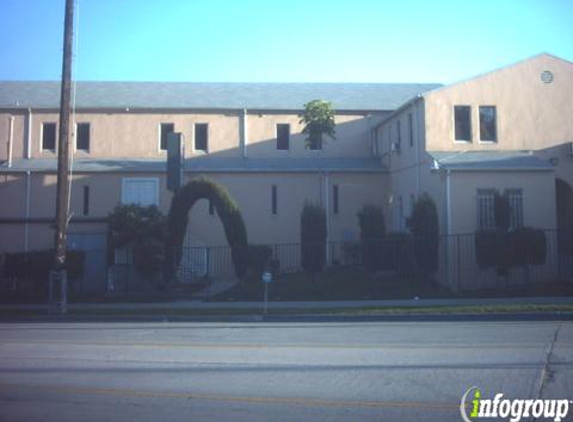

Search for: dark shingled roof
xmin=428 ymin=151 xmax=554 ymax=171
xmin=0 ymin=81 xmax=441 ymax=111
xmin=0 ymin=157 xmax=386 ymax=173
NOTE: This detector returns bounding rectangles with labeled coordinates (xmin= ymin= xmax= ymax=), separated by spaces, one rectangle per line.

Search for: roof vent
xmin=541 ymin=71 xmax=554 ymax=84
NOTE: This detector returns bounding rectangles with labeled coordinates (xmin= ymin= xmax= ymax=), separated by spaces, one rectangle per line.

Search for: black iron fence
xmin=174 ymin=229 xmax=573 ymax=291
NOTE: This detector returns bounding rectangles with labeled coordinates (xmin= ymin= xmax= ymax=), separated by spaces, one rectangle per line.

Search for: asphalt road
xmin=0 ymin=320 xmax=572 ymax=422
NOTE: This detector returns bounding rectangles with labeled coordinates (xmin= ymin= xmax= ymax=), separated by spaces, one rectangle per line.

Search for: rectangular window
xmin=396 ymin=120 xmax=401 ymax=148
xmin=507 ymin=189 xmax=523 ymax=229
xmin=408 ymin=113 xmax=414 ymax=148
xmin=83 ymin=186 xmax=90 ymax=216
xmin=479 ymin=106 xmax=497 ymax=142
xmin=160 ymin=123 xmax=174 ymax=151
xmin=477 ymin=189 xmax=496 ymax=230
xmin=276 ymin=123 xmax=290 ymax=150
xmin=333 ymin=185 xmax=339 ymax=215
xmin=42 ymin=122 xmax=57 ymax=151
xmin=121 ymin=178 xmax=159 ymax=206
xmin=454 ymin=106 xmax=472 ymax=141
xmin=76 ymin=122 xmax=90 ymax=151
xmin=194 ymin=123 xmax=208 ymax=151
xmin=272 ymin=185 xmax=277 ymax=215
xmin=398 ymin=196 xmax=404 ymax=231
xmin=477 ymin=189 xmax=522 ymax=230
xmin=308 ymin=135 xmax=323 ymax=150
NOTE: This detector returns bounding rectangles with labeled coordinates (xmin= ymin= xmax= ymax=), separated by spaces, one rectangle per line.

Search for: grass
xmin=213 ymin=267 xmax=573 ymax=302
xmin=1 ymin=303 xmax=572 ymax=320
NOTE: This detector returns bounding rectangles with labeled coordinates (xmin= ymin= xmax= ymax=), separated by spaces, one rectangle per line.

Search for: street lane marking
xmin=0 ymin=382 xmax=460 ymax=411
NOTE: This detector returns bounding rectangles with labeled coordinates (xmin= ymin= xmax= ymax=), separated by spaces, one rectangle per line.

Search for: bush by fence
xmin=1 ymin=250 xmax=85 ymax=296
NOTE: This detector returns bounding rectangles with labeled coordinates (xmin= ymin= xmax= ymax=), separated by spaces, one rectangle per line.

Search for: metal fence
xmin=174 ymin=230 xmax=573 ymax=291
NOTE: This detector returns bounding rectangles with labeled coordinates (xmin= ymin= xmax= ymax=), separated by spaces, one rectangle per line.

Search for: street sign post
xmin=262 ymin=272 xmax=272 ymax=315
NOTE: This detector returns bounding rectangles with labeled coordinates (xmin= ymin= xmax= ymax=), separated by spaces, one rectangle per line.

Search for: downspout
xmin=324 ymin=171 xmax=331 ymax=265
xmin=240 ymin=108 xmax=248 ymax=158
xmin=445 ymin=169 xmax=452 ymax=288
xmin=415 ymin=98 xmax=421 ymax=196
xmin=7 ymin=116 xmax=14 ymax=167
xmin=24 ymin=170 xmax=31 ymax=252
xmin=26 ymin=108 xmax=32 ymax=159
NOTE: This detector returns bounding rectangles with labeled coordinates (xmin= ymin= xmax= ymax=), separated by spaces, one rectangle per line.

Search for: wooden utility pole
xmin=50 ymin=0 xmax=74 ymax=314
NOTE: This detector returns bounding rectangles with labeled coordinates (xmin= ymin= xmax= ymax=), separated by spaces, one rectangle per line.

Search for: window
xmin=408 ymin=113 xmax=414 ymax=148
xmin=309 ymin=135 xmax=322 ymax=150
xmin=160 ymin=123 xmax=174 ymax=151
xmin=454 ymin=106 xmax=472 ymax=141
xmin=396 ymin=120 xmax=401 ymax=149
xmin=276 ymin=123 xmax=290 ymax=150
xmin=507 ymin=189 xmax=523 ymax=229
xmin=76 ymin=122 xmax=90 ymax=151
xmin=194 ymin=123 xmax=208 ymax=151
xmin=479 ymin=106 xmax=497 ymax=142
xmin=42 ymin=122 xmax=57 ymax=151
xmin=477 ymin=189 xmax=496 ymax=230
xmin=271 ymin=185 xmax=277 ymax=215
xmin=410 ymin=194 xmax=416 ymax=217
xmin=121 ymin=178 xmax=159 ymax=206
xmin=83 ymin=186 xmax=90 ymax=216
xmin=208 ymin=200 xmax=215 ymax=216
xmin=333 ymin=185 xmax=339 ymax=215
xmin=477 ymin=189 xmax=523 ymax=230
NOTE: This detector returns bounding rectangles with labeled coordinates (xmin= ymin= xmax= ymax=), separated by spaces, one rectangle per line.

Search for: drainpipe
xmin=240 ymin=109 xmax=248 ymax=158
xmin=7 ymin=116 xmax=14 ymax=167
xmin=26 ymin=108 xmax=32 ymax=159
xmin=415 ymin=99 xmax=421 ymax=196
xmin=445 ymin=169 xmax=452 ymax=288
xmin=324 ymin=171 xmax=331 ymax=265
xmin=24 ymin=170 xmax=31 ymax=252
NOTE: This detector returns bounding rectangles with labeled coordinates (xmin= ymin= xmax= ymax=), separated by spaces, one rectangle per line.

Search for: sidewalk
xmin=2 ymin=295 xmax=573 ymax=312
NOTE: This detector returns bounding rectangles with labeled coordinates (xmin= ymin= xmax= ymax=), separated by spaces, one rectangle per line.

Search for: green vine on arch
xmin=164 ymin=177 xmax=248 ymax=282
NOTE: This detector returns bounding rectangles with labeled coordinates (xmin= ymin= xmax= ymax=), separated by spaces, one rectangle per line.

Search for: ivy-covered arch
xmin=164 ymin=177 xmax=248 ymax=281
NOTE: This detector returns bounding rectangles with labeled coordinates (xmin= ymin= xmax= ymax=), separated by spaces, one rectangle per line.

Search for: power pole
xmin=50 ymin=0 xmax=74 ymax=314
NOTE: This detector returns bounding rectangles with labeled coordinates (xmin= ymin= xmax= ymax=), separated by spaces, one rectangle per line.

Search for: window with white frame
xmin=479 ymin=106 xmax=497 ymax=142
xmin=477 ymin=189 xmax=496 ymax=229
xmin=122 ymin=178 xmax=159 ymax=206
xmin=159 ymin=123 xmax=174 ymax=151
xmin=477 ymin=188 xmax=523 ymax=230
xmin=506 ymin=189 xmax=523 ymax=229
xmin=42 ymin=122 xmax=57 ymax=151
xmin=454 ymin=105 xmax=472 ymax=142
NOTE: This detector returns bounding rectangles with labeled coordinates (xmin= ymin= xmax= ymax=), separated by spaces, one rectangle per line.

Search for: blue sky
xmin=1 ymin=0 xmax=572 ymax=84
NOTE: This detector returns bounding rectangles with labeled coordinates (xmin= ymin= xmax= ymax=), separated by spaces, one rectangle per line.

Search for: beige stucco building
xmin=1 ymin=53 xmax=572 ymax=290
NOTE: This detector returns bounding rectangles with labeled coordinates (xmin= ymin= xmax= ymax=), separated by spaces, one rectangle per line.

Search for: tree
xmin=409 ymin=193 xmax=439 ymax=274
xmin=357 ymin=204 xmax=386 ymax=271
xmin=300 ymin=100 xmax=336 ymax=150
xmin=165 ymin=177 xmax=248 ymax=282
xmin=300 ymin=201 xmax=327 ymax=281
xmin=108 ymin=204 xmax=166 ymax=283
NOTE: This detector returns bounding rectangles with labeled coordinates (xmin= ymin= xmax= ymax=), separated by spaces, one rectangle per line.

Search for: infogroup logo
xmin=460 ymin=386 xmax=571 ymax=422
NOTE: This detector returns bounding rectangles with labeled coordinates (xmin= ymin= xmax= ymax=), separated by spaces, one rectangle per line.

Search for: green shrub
xmin=300 ymin=100 xmax=336 ymax=150
xmin=381 ymin=232 xmax=415 ymax=272
xmin=248 ymin=245 xmax=273 ymax=281
xmin=166 ymin=177 xmax=248 ymax=281
xmin=300 ymin=202 xmax=327 ymax=278
xmin=2 ymin=250 xmax=85 ymax=293
xmin=108 ymin=204 xmax=166 ymax=282
xmin=357 ymin=204 xmax=386 ymax=271
xmin=409 ymin=193 xmax=439 ymax=274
